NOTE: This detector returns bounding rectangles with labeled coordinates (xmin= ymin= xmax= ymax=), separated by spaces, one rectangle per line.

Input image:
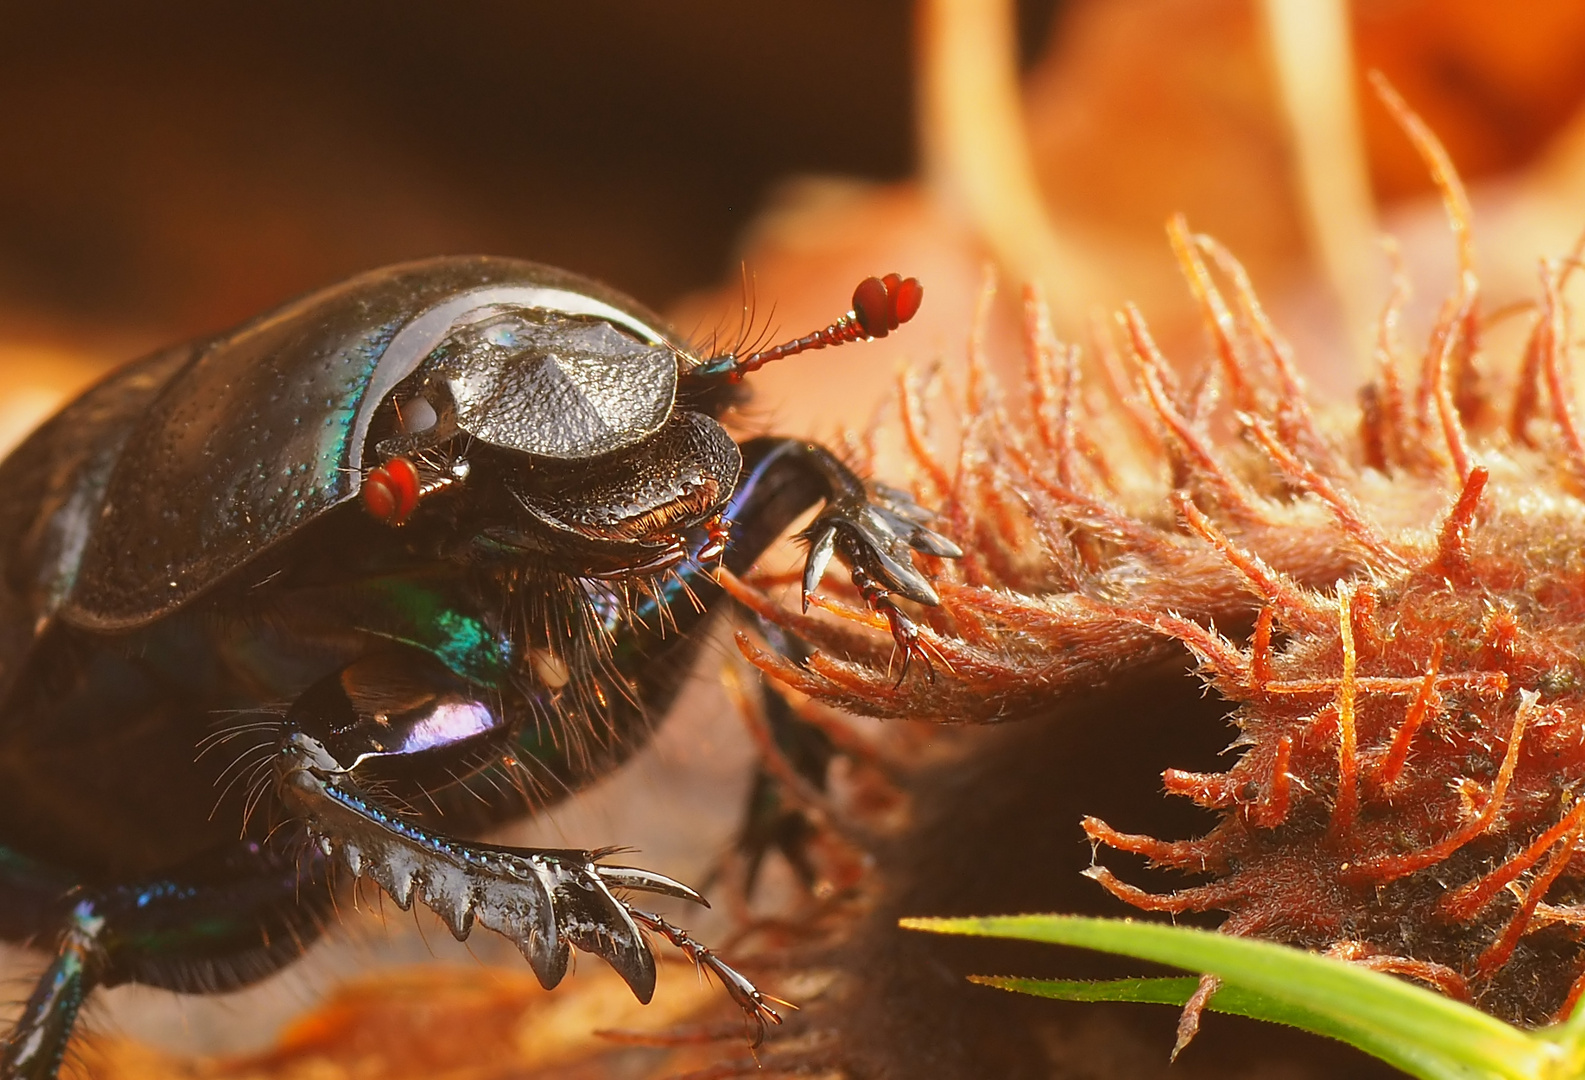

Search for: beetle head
xmin=374 ymin=308 xmax=679 ymax=460
xmin=357 ymin=273 xmax=921 ymax=577
xmin=363 ymin=305 xmax=738 ymax=575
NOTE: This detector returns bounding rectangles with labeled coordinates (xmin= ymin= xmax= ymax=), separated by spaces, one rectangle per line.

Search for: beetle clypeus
xmin=0 ymin=258 xmax=958 ymax=1079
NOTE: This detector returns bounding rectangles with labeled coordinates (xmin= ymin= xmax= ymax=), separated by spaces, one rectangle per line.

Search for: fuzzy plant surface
xmin=733 ymin=90 xmax=1585 ymax=1037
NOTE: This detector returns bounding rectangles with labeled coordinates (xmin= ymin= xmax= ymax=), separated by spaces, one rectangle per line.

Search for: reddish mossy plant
xmin=734 ymin=91 xmax=1585 ymax=1033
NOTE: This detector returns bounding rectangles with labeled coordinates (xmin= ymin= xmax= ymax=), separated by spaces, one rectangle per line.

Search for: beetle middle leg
xmin=0 ymin=841 xmax=326 ymax=1080
xmin=723 ymin=621 xmax=839 ymax=897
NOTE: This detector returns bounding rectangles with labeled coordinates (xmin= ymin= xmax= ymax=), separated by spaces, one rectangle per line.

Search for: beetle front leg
xmin=271 ymin=658 xmax=774 ymax=1029
xmin=728 ymin=438 xmax=961 ymax=679
xmin=567 ymin=434 xmax=961 ymax=713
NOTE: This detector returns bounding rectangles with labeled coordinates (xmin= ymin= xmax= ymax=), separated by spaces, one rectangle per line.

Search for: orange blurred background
xmin=5 ymin=2 xmax=1585 ymax=436
xmin=6 ymin=1 xmax=1585 ymax=1076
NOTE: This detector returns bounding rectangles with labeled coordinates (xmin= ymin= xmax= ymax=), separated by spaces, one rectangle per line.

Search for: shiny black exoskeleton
xmin=0 ymin=258 xmax=959 ymax=1079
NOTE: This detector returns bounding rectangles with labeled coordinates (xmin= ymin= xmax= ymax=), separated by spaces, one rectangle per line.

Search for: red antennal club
xmin=691 ymin=273 xmax=923 ymax=384
xmin=363 ymin=456 xmax=421 ymax=525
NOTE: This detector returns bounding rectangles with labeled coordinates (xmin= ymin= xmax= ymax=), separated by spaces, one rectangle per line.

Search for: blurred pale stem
xmin=1262 ymin=0 xmax=1382 ymax=377
xmin=1535 ymin=83 xmax=1585 ymax=194
xmin=1531 ymin=89 xmax=1585 ymax=334
xmin=917 ymin=0 xmax=1095 ymax=331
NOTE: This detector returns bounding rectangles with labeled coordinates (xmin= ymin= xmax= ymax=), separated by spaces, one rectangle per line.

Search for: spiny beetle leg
xmin=276 ymin=732 xmax=775 ymax=1034
xmin=280 ymin=738 xmax=654 ymax=999
xmin=818 ymin=483 xmax=956 ymax=682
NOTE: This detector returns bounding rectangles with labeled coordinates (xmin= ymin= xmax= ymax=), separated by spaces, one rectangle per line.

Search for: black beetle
xmin=0 ymin=257 xmax=959 ymax=1079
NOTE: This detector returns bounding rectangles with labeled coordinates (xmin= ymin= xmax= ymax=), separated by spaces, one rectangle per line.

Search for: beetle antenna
xmin=689 ymin=273 xmax=923 ymax=385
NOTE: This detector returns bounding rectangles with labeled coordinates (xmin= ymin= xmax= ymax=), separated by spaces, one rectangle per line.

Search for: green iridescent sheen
xmin=355 ymin=573 xmax=515 ymax=685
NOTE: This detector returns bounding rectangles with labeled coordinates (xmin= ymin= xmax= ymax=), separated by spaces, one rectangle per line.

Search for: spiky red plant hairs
xmin=731 ymin=103 xmax=1585 ymax=1027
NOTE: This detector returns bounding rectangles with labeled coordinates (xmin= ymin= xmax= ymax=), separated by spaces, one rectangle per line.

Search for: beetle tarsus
xmin=625 ymin=908 xmax=786 ymax=1049
xmin=730 ymin=438 xmax=960 ymax=683
xmin=875 ymin=595 xmax=935 ymax=686
xmin=814 ymin=483 xmax=957 ymax=684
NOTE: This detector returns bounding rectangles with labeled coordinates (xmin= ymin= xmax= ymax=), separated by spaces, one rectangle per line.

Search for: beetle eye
xmin=397 ymin=395 xmax=438 ymax=435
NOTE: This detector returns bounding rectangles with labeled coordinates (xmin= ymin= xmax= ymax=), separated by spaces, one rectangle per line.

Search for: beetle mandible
xmin=0 ymin=257 xmax=959 ymax=1079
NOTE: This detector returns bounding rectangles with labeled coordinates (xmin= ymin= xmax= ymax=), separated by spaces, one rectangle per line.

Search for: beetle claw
xmin=792 ymin=479 xmax=957 ymax=683
xmin=594 ymin=863 xmax=709 ymax=906
xmin=879 ymin=597 xmax=934 ymax=686
xmin=801 ymin=525 xmax=838 ymax=612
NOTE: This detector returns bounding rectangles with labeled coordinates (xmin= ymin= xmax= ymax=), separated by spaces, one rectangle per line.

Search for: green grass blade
xmin=1535 ymin=998 xmax=1585 ymax=1077
xmin=902 ymin=915 xmax=1553 ymax=1080
xmin=971 ymin=975 xmax=1495 ymax=1080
